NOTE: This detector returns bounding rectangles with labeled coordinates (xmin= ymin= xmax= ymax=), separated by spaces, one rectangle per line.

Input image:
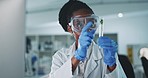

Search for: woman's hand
xmin=98 ymin=36 xmax=117 ymax=67
xmin=74 ymin=22 xmax=96 ymax=61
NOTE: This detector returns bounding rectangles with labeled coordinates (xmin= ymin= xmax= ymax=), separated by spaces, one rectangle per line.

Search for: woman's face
xmin=68 ymin=9 xmax=93 ymax=46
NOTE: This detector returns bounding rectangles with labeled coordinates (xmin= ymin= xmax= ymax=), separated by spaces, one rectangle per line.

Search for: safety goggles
xmin=69 ymin=14 xmax=100 ymax=33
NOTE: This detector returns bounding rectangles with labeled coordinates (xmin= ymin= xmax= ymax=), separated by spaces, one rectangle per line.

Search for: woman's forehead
xmin=72 ymin=9 xmax=93 ymax=17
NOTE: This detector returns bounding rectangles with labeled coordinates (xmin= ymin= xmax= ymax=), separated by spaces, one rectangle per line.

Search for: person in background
xmin=118 ymin=54 xmax=135 ymax=78
xmin=140 ymin=48 xmax=148 ymax=78
xmin=49 ymin=0 xmax=126 ymax=78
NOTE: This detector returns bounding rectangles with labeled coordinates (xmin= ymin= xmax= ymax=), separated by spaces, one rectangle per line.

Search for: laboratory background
xmin=0 ymin=0 xmax=148 ymax=78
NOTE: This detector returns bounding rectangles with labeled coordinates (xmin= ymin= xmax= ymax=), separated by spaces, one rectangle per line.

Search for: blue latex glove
xmin=74 ymin=22 xmax=96 ymax=61
xmin=98 ymin=36 xmax=117 ymax=67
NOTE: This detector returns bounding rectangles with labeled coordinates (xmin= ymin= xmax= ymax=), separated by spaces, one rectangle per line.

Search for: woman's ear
xmin=67 ymin=25 xmax=73 ymax=34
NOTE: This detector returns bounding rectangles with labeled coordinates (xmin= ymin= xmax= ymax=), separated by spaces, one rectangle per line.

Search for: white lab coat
xmin=48 ymin=41 xmax=127 ymax=78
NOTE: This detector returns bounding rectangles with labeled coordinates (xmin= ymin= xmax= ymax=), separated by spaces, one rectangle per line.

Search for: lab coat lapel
xmin=84 ymin=41 xmax=102 ymax=78
xmin=84 ymin=57 xmax=97 ymax=78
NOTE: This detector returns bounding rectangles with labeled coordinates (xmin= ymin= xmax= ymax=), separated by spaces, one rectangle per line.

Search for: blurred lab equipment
xmin=25 ymin=37 xmax=34 ymax=76
xmin=25 ymin=37 xmax=38 ymax=76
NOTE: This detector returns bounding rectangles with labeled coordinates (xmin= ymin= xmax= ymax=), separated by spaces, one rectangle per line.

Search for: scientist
xmin=49 ymin=0 xmax=127 ymax=78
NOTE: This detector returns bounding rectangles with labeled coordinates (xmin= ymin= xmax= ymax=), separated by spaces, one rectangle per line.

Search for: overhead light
xmin=118 ymin=13 xmax=123 ymax=18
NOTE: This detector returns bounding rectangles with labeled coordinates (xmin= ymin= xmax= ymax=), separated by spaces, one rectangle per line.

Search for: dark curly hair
xmin=58 ymin=0 xmax=94 ymax=32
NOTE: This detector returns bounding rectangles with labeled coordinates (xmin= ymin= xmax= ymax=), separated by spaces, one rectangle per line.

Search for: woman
xmin=49 ymin=0 xmax=126 ymax=78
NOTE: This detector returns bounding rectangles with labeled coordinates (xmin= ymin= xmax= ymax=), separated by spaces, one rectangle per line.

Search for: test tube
xmin=99 ymin=19 xmax=104 ymax=37
xmin=99 ymin=19 xmax=104 ymax=49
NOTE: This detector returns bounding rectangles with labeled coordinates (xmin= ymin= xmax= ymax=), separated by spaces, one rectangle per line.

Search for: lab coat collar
xmin=66 ymin=41 xmax=102 ymax=60
xmin=84 ymin=41 xmax=103 ymax=78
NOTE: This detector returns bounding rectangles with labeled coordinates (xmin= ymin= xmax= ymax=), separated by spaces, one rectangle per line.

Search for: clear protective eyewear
xmin=69 ymin=14 xmax=100 ymax=33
